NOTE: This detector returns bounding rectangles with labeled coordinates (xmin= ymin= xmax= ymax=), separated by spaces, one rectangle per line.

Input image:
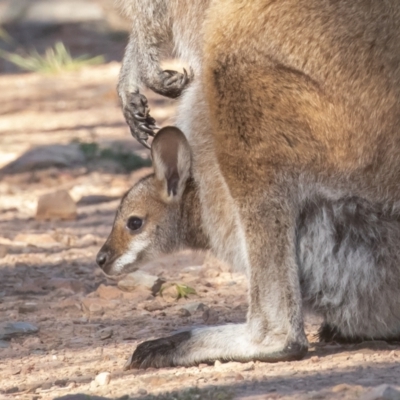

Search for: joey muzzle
xmin=96 ymin=246 xmax=117 ymax=275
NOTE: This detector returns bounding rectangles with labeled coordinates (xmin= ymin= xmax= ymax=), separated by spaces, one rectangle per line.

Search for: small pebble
xmin=179 ymin=308 xmax=191 ymax=317
xmin=98 ymin=328 xmax=113 ymax=340
xmin=95 ymin=371 xmax=111 ymax=386
xmin=18 ymin=302 xmax=38 ymax=314
xmin=235 ymin=373 xmax=244 ymax=381
xmin=10 ymin=367 xmax=21 ymax=375
xmin=41 ymin=382 xmax=52 ymax=390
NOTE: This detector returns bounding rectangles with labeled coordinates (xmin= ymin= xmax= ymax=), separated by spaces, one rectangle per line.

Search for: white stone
xmin=95 ymin=371 xmax=111 ymax=386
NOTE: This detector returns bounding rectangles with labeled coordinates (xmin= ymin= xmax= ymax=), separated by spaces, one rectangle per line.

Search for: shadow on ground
xmin=51 ymin=361 xmax=400 ymax=399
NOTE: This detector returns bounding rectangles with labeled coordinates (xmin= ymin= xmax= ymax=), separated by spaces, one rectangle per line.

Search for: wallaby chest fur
xmin=97 ymin=0 xmax=400 ymax=368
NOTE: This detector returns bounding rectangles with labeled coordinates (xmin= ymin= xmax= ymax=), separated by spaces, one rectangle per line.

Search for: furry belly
xmin=297 ymin=197 xmax=400 ymax=340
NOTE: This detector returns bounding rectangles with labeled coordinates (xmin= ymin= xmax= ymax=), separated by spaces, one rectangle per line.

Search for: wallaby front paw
xmin=149 ymin=68 xmax=194 ymax=99
xmin=123 ymin=92 xmax=159 ymax=148
xmin=124 ymin=331 xmax=191 ymax=369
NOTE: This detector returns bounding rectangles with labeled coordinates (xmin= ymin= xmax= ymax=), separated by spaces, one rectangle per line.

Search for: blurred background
xmin=0 ymin=0 xmax=179 ymax=207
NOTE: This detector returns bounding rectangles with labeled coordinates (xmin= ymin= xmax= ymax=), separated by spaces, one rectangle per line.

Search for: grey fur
xmin=298 ymin=197 xmax=400 ymax=340
xmin=103 ymin=0 xmax=400 ymax=368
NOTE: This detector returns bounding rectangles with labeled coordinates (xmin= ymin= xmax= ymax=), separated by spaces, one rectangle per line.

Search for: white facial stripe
xmin=112 ymin=234 xmax=150 ymax=274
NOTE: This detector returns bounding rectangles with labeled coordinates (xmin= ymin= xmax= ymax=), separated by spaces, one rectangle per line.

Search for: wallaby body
xmin=98 ymin=147 xmax=400 ymax=366
xmin=99 ymin=0 xmax=400 ymax=367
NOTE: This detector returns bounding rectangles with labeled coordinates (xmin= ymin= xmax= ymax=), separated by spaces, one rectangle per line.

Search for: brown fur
xmin=102 ymin=0 xmax=400 ymax=368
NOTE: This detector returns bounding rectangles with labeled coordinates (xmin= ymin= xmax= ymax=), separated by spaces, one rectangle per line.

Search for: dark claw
xmin=139 ymin=123 xmax=156 ymax=135
xmin=182 ymin=68 xmax=188 ymax=84
xmin=163 ymin=70 xmax=176 ymax=77
xmin=138 ymin=136 xmax=151 ymax=149
xmin=129 ymin=126 xmax=151 ymax=149
xmin=146 ymin=116 xmax=157 ymax=126
xmin=134 ymin=112 xmax=147 ymax=122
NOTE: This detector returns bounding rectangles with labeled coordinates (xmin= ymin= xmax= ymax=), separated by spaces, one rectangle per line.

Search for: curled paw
xmin=122 ymin=92 xmax=159 ymax=149
xmin=149 ymin=68 xmax=194 ymax=99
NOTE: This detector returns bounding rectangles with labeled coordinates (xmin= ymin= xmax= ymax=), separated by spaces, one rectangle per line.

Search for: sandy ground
xmin=0 ymin=64 xmax=400 ymax=400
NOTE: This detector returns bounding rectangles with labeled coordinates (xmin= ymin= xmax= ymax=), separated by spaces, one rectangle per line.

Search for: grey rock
xmin=36 ymin=190 xmax=77 ymax=220
xmin=202 ymin=308 xmax=219 ymax=324
xmin=0 ymin=321 xmax=39 ymax=340
xmin=143 ymin=300 xmax=165 ymax=312
xmin=98 ymin=328 xmax=113 ymax=340
xmin=18 ymin=302 xmax=38 ymax=314
xmin=179 ymin=308 xmax=191 ymax=317
xmin=182 ymin=302 xmax=207 ymax=314
xmin=362 ymin=385 xmax=400 ymax=400
xmin=4 ymin=386 xmax=19 ymax=394
xmin=41 ymin=382 xmax=53 ymax=390
xmin=1 ymin=144 xmax=85 ymax=174
xmin=54 ymin=379 xmax=68 ymax=387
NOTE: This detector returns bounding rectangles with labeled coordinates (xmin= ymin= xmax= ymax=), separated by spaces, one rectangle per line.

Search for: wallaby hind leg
xmin=124 ymin=191 xmax=308 ymax=369
xmin=243 ymin=194 xmax=308 ymax=360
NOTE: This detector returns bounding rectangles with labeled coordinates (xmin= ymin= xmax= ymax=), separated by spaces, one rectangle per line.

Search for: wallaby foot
xmin=124 ymin=324 xmax=308 ymax=369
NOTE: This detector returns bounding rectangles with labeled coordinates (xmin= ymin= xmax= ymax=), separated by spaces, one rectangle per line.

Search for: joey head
xmin=96 ymin=127 xmax=207 ymax=277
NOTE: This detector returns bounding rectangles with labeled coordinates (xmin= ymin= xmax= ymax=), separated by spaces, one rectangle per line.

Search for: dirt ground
xmin=0 ymin=62 xmax=400 ymax=400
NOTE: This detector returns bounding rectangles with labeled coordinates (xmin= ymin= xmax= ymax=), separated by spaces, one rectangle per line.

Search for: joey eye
xmin=127 ymin=216 xmax=143 ymax=231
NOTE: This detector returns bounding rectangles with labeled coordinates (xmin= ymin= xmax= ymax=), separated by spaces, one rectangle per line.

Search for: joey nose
xmin=96 ymin=251 xmax=108 ymax=269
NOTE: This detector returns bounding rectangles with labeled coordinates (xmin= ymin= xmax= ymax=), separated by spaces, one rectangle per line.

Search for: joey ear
xmin=151 ymin=126 xmax=191 ymax=201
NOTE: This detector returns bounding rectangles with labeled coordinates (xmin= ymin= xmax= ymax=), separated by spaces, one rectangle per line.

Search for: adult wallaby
xmin=98 ymin=0 xmax=400 ymax=368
